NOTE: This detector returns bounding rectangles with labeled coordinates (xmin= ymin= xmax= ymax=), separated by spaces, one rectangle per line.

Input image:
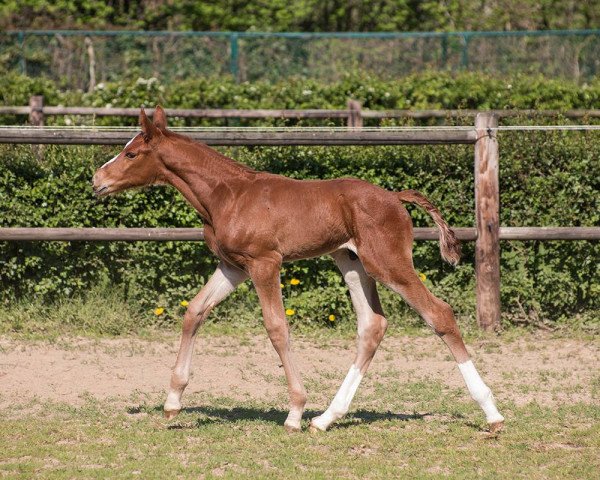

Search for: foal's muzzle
xmin=93 ymin=185 xmax=109 ymax=196
xmin=92 ymin=172 xmax=110 ymax=197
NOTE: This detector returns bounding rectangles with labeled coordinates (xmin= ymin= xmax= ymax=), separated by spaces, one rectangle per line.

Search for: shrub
xmin=0 ymin=72 xmax=598 ymax=330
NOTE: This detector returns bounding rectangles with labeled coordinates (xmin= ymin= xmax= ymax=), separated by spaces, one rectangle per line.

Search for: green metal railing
xmin=2 ymin=29 xmax=600 ymax=86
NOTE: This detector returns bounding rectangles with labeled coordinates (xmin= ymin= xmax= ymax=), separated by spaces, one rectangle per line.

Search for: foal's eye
xmin=125 ymin=151 xmax=136 ymax=159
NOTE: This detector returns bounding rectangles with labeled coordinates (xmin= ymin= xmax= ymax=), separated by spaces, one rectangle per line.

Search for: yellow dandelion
xmin=418 ymin=272 xmax=426 ymax=282
xmin=328 ymin=314 xmax=336 ymax=322
xmin=290 ymin=278 xmax=300 ymax=285
xmin=154 ymin=307 xmax=165 ymax=316
xmin=280 ymin=283 xmax=284 ymax=289
xmin=180 ymin=300 xmax=189 ymax=307
xmin=285 ymin=308 xmax=295 ymax=316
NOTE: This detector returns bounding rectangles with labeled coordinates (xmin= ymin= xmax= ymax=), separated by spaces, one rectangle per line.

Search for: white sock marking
xmin=164 ymin=391 xmax=182 ymax=412
xmin=312 ymin=365 xmax=363 ymax=430
xmin=284 ymin=409 xmax=303 ymax=429
xmin=458 ymin=360 xmax=504 ymax=423
xmin=311 ymin=250 xmax=380 ymax=431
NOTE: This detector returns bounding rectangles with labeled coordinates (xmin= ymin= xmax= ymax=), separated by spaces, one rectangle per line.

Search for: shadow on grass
xmin=128 ymin=405 xmax=428 ymax=430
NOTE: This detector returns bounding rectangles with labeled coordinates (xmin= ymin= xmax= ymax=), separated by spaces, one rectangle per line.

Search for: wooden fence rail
xmin=1 ymin=105 xmax=350 ymax=119
xmin=4 ymin=96 xmax=600 ymax=128
xmin=1 ymin=227 xmax=598 ymax=242
xmin=1 ymin=111 xmax=598 ymax=330
xmin=0 ymin=126 xmax=476 ymax=146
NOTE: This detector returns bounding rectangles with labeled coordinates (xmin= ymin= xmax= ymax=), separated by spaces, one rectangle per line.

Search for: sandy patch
xmin=0 ymin=333 xmax=598 ymax=410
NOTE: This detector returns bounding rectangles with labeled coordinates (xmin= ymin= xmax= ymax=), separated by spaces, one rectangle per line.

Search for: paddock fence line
xmin=0 ymin=125 xmax=476 ymax=145
xmin=6 ymin=96 xmax=600 ymax=129
xmin=3 ymin=29 xmax=600 ymax=86
xmin=1 ymin=114 xmax=599 ymax=330
xmin=0 ymin=227 xmax=597 ymax=242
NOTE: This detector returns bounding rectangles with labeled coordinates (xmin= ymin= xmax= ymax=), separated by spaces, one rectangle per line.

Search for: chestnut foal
xmin=92 ymin=107 xmax=504 ymax=433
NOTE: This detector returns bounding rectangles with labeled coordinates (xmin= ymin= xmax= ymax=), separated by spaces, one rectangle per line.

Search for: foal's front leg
xmin=249 ymin=257 xmax=307 ymax=432
xmin=164 ymin=261 xmax=248 ymax=419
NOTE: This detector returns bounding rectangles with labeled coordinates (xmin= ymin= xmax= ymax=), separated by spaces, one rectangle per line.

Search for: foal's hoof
xmin=164 ymin=409 xmax=181 ymax=420
xmin=488 ymin=420 xmax=504 ymax=434
xmin=284 ymin=422 xmax=301 ymax=433
xmin=308 ymin=420 xmax=327 ymax=433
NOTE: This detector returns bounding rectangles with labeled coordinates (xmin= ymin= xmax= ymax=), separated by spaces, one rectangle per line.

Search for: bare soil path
xmin=1 ymin=332 xmax=598 ymax=410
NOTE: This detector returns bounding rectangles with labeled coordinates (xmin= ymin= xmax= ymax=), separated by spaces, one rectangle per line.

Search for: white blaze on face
xmin=125 ymin=134 xmax=138 ymax=147
xmin=101 ymin=133 xmax=139 ymax=169
xmin=100 ymin=154 xmax=118 ymax=169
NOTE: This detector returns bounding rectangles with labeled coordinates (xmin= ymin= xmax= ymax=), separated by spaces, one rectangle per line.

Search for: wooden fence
xmin=5 ymin=96 xmax=600 ymax=129
xmin=0 ymin=126 xmax=475 ymax=145
xmin=1 ymin=111 xmax=599 ymax=330
xmin=1 ymin=227 xmax=596 ymax=242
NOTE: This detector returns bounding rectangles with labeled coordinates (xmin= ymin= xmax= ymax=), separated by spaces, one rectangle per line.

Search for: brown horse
xmin=92 ymin=107 xmax=504 ymax=433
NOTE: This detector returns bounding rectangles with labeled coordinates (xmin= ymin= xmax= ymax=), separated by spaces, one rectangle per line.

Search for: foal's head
xmin=92 ymin=106 xmax=169 ymax=197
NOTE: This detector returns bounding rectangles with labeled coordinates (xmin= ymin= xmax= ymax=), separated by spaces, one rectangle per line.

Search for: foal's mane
xmin=162 ymin=129 xmax=257 ymax=175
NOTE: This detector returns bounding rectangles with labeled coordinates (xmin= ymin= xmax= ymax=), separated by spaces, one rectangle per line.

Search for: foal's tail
xmin=397 ymin=189 xmax=461 ymax=266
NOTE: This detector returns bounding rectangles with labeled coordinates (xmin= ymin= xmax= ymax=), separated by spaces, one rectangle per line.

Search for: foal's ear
xmin=153 ymin=105 xmax=168 ymax=131
xmin=139 ymin=107 xmax=160 ymax=142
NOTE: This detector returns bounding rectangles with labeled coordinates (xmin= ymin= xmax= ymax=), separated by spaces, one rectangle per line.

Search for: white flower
xmin=302 ymin=89 xmax=312 ymax=96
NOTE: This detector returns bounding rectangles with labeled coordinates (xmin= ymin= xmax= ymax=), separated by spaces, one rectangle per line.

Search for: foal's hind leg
xmin=358 ymin=241 xmax=504 ymax=432
xmin=164 ymin=261 xmax=248 ymax=419
xmin=310 ymin=249 xmax=388 ymax=432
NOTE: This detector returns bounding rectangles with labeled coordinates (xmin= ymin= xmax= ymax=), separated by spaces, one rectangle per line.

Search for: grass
xmin=0 ymin=284 xmax=437 ymax=341
xmin=1 ymin=291 xmax=598 ymax=478
xmin=1 ymin=384 xmax=598 ymax=479
xmin=0 ymin=285 xmax=152 ymax=339
xmin=1 ymin=284 xmax=597 ymax=342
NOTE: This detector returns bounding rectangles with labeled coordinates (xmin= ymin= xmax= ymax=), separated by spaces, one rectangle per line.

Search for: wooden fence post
xmin=474 ymin=112 xmax=500 ymax=331
xmin=29 ymin=95 xmax=44 ymax=126
xmin=347 ymin=99 xmax=363 ymax=128
xmin=84 ymin=37 xmax=96 ymax=93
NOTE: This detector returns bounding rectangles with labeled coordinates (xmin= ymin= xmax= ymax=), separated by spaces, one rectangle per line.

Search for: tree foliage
xmin=2 ymin=0 xmax=600 ymax=32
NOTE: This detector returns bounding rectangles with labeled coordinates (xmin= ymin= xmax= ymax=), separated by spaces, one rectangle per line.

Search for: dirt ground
xmin=1 ymin=333 xmax=598 ymax=411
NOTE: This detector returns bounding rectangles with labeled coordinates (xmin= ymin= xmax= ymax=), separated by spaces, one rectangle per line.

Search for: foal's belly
xmin=276 ymin=217 xmax=351 ymax=262
xmin=280 ymin=239 xmax=349 ymax=262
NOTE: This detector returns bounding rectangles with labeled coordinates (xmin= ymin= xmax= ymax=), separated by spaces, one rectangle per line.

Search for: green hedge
xmin=6 ymin=70 xmax=600 ymax=116
xmin=0 ymin=72 xmax=599 ymax=329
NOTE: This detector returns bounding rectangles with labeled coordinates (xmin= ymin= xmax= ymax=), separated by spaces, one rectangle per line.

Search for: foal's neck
xmin=159 ymin=136 xmax=254 ymax=224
